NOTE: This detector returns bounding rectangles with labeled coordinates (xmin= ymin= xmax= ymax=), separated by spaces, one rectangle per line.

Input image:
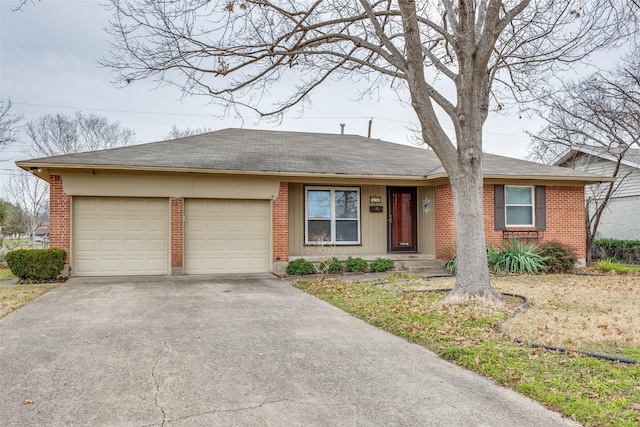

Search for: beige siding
xmin=59 ymin=170 xmax=281 ymax=200
xmin=289 ymin=183 xmax=435 ymax=257
xmin=417 ymin=187 xmax=436 ymax=255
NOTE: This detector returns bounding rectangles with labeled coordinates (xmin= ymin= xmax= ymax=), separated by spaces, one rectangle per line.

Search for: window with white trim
xmin=505 ymin=186 xmax=535 ymax=226
xmin=305 ymin=187 xmax=360 ymax=244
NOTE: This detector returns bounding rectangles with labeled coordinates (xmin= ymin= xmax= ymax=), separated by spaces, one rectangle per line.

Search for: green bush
xmin=593 ymin=238 xmax=640 ymax=263
xmin=345 ymin=256 xmax=369 ymax=273
xmin=537 ymin=242 xmax=576 ymax=273
xmin=495 ymin=239 xmax=546 ymax=275
xmin=6 ymin=249 xmax=66 ymax=281
xmin=486 ymin=244 xmax=502 ymax=274
xmin=595 ymin=259 xmax=632 ymax=274
xmin=370 ymin=257 xmax=395 ymax=273
xmin=319 ymin=257 xmax=344 ymax=274
xmin=443 ymin=257 xmax=457 ymax=275
xmin=286 ymin=258 xmax=316 ymax=275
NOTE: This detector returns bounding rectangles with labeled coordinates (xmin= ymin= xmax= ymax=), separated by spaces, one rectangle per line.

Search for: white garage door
xmin=73 ymin=197 xmax=169 ymax=276
xmin=184 ymin=199 xmax=270 ymax=274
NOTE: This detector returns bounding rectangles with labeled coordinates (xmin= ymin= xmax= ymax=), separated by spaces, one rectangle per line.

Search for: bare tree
xmin=529 ymin=48 xmax=640 ymax=262
xmin=165 ymin=125 xmax=214 ymax=140
xmin=102 ymin=0 xmax=635 ymax=300
xmin=4 ymin=172 xmax=49 ymax=249
xmin=0 ymin=99 xmax=23 ymax=149
xmin=25 ymin=112 xmax=137 ymax=157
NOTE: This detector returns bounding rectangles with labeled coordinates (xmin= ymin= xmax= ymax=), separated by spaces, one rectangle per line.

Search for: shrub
xmin=286 ymin=258 xmax=316 ymax=275
xmin=319 ymin=257 xmax=344 ymax=274
xmin=537 ymin=242 xmax=576 ymax=273
xmin=486 ymin=244 xmax=502 ymax=274
xmin=370 ymin=257 xmax=395 ymax=273
xmin=6 ymin=249 xmax=67 ymax=281
xmin=595 ymin=259 xmax=632 ymax=274
xmin=592 ymin=238 xmax=640 ymax=264
xmin=345 ymin=256 xmax=369 ymax=273
xmin=495 ymin=239 xmax=545 ymax=275
xmin=443 ymin=257 xmax=457 ymax=275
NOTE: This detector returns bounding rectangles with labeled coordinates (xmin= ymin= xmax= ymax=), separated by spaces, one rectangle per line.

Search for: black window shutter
xmin=494 ymin=185 xmax=505 ymax=231
xmin=535 ymin=186 xmax=546 ymax=231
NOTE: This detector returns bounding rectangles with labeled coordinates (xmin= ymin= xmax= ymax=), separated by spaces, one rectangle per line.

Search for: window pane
xmin=307 ymin=190 xmax=330 ymax=218
xmin=336 ymin=220 xmax=358 ymax=242
xmin=335 ymin=190 xmax=358 ymax=219
xmin=506 ymin=206 xmax=533 ymax=225
xmin=505 ymin=187 xmax=532 ymax=204
xmin=308 ymin=220 xmax=331 ymax=241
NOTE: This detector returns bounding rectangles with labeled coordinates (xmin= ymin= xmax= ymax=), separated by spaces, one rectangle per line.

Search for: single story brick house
xmin=17 ymin=128 xmax=610 ymax=276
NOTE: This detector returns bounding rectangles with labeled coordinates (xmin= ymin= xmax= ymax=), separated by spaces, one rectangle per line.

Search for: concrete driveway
xmin=0 ymin=276 xmax=578 ymax=427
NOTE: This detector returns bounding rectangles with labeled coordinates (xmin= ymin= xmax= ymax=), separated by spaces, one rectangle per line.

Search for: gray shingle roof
xmin=17 ymin=128 xmax=609 ymax=182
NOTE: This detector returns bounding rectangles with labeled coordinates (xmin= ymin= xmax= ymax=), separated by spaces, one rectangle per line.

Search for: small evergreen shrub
xmin=537 ymin=242 xmax=576 ymax=273
xmin=345 ymin=256 xmax=369 ymax=273
xmin=370 ymin=257 xmax=395 ymax=273
xmin=6 ymin=249 xmax=66 ymax=281
xmin=286 ymin=258 xmax=315 ymax=275
xmin=319 ymin=257 xmax=344 ymax=274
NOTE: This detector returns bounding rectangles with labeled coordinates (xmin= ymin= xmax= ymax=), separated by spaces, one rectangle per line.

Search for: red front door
xmin=388 ymin=188 xmax=417 ymax=252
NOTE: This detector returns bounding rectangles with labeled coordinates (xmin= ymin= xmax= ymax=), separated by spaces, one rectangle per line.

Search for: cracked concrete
xmin=0 ymin=275 xmax=580 ymax=426
xmin=151 ymin=341 xmax=170 ymax=426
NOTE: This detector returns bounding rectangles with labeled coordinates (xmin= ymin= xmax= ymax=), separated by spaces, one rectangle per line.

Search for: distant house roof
xmin=17 ymin=128 xmax=611 ymax=183
xmin=553 ymin=145 xmax=640 ymax=170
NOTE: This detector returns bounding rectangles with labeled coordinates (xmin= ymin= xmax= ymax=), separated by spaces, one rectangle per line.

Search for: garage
xmin=184 ymin=199 xmax=270 ymax=274
xmin=73 ymin=197 xmax=169 ymax=276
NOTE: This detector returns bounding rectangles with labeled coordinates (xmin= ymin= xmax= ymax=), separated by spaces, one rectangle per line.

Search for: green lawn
xmin=296 ymin=275 xmax=640 ymax=427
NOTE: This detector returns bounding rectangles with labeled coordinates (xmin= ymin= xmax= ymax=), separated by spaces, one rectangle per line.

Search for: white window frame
xmin=305 ymin=186 xmax=361 ymax=245
xmin=505 ymin=185 xmax=535 ymax=227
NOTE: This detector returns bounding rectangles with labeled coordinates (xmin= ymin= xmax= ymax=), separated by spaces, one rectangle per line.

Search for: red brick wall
xmin=434 ymin=184 xmax=456 ymax=258
xmin=272 ymin=182 xmax=289 ymax=262
xmin=170 ymin=197 xmax=183 ymax=268
xmin=49 ymin=175 xmax=71 ymax=264
xmin=435 ymin=184 xmax=586 ymax=259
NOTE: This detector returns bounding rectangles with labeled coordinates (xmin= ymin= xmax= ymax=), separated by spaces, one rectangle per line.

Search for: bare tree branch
xmin=25 ymin=111 xmax=137 ymax=158
xmin=0 ymin=99 xmax=23 ymax=149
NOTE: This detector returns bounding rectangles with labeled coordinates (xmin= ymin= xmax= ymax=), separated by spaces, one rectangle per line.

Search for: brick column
xmin=170 ymin=197 xmax=184 ymax=274
xmin=49 ymin=175 xmax=71 ymax=266
xmin=434 ymin=184 xmax=455 ymax=259
xmin=272 ymin=182 xmax=289 ymax=263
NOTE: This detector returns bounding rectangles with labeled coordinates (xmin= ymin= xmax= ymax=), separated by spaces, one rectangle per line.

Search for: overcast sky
xmin=1 ymin=0 xmax=543 ymax=184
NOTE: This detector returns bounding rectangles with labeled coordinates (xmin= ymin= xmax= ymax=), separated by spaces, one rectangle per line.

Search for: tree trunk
xmin=446 ymin=166 xmax=499 ymax=301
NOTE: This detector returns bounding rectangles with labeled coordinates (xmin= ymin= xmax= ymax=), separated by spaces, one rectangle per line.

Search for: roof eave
xmin=482 ymin=173 xmax=615 ymax=183
xmin=16 ymin=162 xmax=430 ymax=181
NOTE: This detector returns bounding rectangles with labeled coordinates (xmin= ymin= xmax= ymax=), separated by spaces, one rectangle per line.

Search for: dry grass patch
xmin=494 ymin=274 xmax=640 ymax=357
xmin=375 ymin=273 xmax=640 ymax=359
xmin=0 ymin=284 xmax=58 ymax=319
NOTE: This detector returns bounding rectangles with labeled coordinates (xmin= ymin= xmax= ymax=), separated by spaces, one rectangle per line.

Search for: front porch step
xmin=395 ymin=259 xmax=448 ymax=275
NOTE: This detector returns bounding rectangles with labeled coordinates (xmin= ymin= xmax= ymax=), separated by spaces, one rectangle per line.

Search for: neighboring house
xmin=16 ymin=128 xmax=609 ymax=277
xmin=554 ymin=146 xmax=640 ymax=240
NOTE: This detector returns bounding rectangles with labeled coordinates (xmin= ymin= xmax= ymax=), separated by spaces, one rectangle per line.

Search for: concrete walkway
xmin=0 ymin=276 xmax=579 ymax=426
